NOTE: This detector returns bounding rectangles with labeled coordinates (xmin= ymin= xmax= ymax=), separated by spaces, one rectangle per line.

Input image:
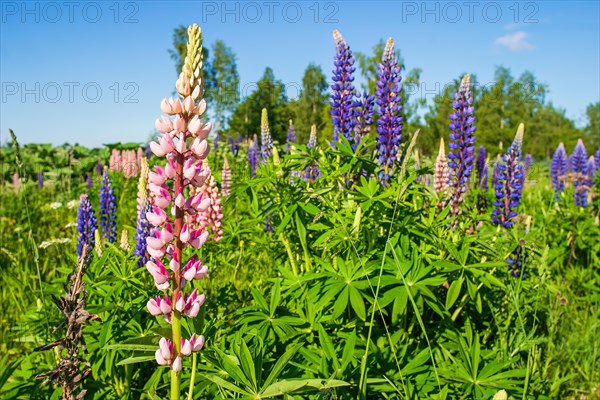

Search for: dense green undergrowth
xmin=0 ymin=138 xmax=598 ymax=399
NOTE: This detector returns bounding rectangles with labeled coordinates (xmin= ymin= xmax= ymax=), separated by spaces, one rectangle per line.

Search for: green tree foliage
xmin=204 ymin=40 xmax=240 ymax=128
xmin=288 ymin=64 xmax=329 ymax=144
xmin=423 ymin=67 xmax=583 ymax=158
xmin=584 ymin=102 xmax=600 ymax=149
xmin=228 ymin=68 xmax=290 ymax=144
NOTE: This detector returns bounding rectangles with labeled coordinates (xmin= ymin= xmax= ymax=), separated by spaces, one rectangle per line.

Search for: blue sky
xmin=1 ymin=1 xmax=598 ymax=147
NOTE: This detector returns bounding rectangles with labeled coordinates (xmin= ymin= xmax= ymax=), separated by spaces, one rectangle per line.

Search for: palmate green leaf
xmin=445 ymin=278 xmax=462 ymax=309
xmin=318 ymin=323 xmax=340 ymax=371
xmin=236 ymin=339 xmax=257 ymax=392
xmin=262 ymin=343 xmax=302 ymax=389
xmin=218 ymin=351 xmax=253 ymax=390
xmin=349 ymin=286 xmax=366 ymax=321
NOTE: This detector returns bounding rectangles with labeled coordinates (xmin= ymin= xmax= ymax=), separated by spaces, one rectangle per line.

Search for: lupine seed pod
xmin=76 ymin=194 xmax=97 ymax=257
xmin=260 ymin=108 xmax=273 ymax=162
xmin=447 ymin=74 xmax=476 ymax=217
xmin=375 ymin=38 xmax=403 ymax=186
xmin=491 ymin=124 xmax=525 ymax=228
xmin=286 ymin=120 xmax=297 ymax=154
xmin=571 ymin=139 xmax=589 ymax=207
xmin=99 ymin=169 xmax=117 ymax=243
xmin=550 ymin=142 xmax=568 ymax=199
xmin=330 ymin=29 xmax=356 ymax=146
xmin=221 ymin=156 xmax=231 ymax=197
xmin=434 ymin=138 xmax=449 ymax=194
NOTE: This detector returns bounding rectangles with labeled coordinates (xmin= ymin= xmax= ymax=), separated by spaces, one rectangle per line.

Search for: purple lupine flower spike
xmin=476 ymin=145 xmax=486 ymax=188
xmin=214 ymin=121 xmax=221 ymax=154
xmin=86 ymin=174 xmax=93 ymax=190
xmin=286 ymin=120 xmax=297 ymax=154
xmin=248 ymin=134 xmax=259 ymax=177
xmin=305 ymin=124 xmax=321 ymax=183
xmin=375 ymin=38 xmax=403 ymax=186
xmin=260 ymin=108 xmax=273 ymax=162
xmin=507 ymin=241 xmax=529 ymax=279
xmin=38 ymin=172 xmax=43 ymax=189
xmin=330 ymin=29 xmax=356 ymax=147
xmin=594 ymin=147 xmax=600 ymax=175
xmin=99 ymin=169 xmax=117 ymax=243
xmin=447 ymin=74 xmax=476 ymax=216
xmin=571 ymin=139 xmax=589 ymax=207
xmin=76 ymin=193 xmax=97 ymax=257
xmin=96 ymin=160 xmax=103 ymax=176
xmin=134 ymin=201 xmax=153 ymax=267
xmin=480 ymin=163 xmax=489 ymax=191
xmin=586 ymin=156 xmax=596 ymax=188
xmin=492 ymin=155 xmax=501 ymax=190
xmin=353 ymin=91 xmax=375 ymax=148
xmin=491 ymin=124 xmax=525 ymax=228
xmin=524 ymin=153 xmax=533 ymax=173
xmin=550 ymin=142 xmax=568 ymax=199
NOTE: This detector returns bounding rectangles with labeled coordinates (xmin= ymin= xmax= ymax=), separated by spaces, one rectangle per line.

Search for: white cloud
xmin=494 ymin=31 xmax=534 ymax=51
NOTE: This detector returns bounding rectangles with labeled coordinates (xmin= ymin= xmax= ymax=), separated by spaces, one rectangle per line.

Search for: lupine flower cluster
xmin=38 ymin=172 xmax=43 ymax=189
xmin=227 ymin=132 xmax=242 ymax=156
xmin=571 ymin=139 xmax=589 ymax=207
xmin=13 ymin=172 xmax=19 ymax=193
xmin=480 ymin=163 xmax=489 ymax=191
xmin=134 ymin=157 xmax=152 ymax=267
xmin=476 ymin=145 xmax=486 ymax=188
xmin=145 ymin=23 xmax=211 ymax=374
xmin=447 ymin=74 xmax=476 ymax=217
xmin=286 ymin=120 xmax=297 ymax=154
xmin=330 ymin=29 xmax=356 ymax=146
xmin=507 ymin=241 xmax=529 ymax=279
xmin=305 ymin=124 xmax=321 ymax=183
xmin=221 ymin=157 xmax=231 ymax=197
xmin=353 ymin=91 xmax=375 ymax=148
xmin=375 ymin=38 xmax=403 ymax=186
xmin=213 ymin=121 xmax=221 ymax=153
xmin=491 ymin=124 xmax=525 ymax=228
xmin=261 ymin=108 xmax=273 ymax=162
xmin=524 ymin=153 xmax=533 ymax=173
xmin=86 ymin=174 xmax=93 ymax=190
xmin=96 ymin=160 xmax=103 ymax=176
xmin=586 ymin=156 xmax=596 ymax=188
xmin=550 ymin=142 xmax=568 ymax=199
xmin=76 ymin=194 xmax=97 ymax=257
xmin=595 ymin=147 xmax=600 ymax=176
xmin=248 ymin=134 xmax=259 ymax=177
xmin=433 ymin=138 xmax=449 ymax=194
xmin=109 ymin=148 xmax=145 ymax=178
xmin=492 ymin=155 xmax=501 ymax=190
xmin=190 ymin=164 xmax=223 ymax=241
xmin=99 ymin=169 xmax=117 ymax=243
